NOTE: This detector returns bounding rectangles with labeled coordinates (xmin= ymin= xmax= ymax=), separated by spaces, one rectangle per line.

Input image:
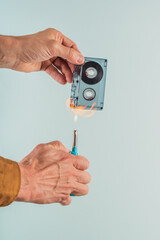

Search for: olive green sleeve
xmin=0 ymin=156 xmax=21 ymax=207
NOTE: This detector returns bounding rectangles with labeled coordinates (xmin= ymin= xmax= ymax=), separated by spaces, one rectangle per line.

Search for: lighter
xmin=70 ymin=130 xmax=78 ymax=196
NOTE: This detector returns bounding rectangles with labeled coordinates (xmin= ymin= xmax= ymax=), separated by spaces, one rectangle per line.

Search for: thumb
xmin=52 ymin=41 xmax=84 ymax=65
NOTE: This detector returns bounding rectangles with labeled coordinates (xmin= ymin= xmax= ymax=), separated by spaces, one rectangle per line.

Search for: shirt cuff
xmin=0 ymin=156 xmax=21 ymax=207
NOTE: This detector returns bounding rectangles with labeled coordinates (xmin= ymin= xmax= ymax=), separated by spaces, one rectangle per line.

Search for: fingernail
xmin=67 ymin=77 xmax=72 ymax=83
xmin=77 ymin=55 xmax=84 ymax=64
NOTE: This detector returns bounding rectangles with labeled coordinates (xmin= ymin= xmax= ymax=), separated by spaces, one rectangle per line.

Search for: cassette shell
xmin=71 ymin=57 xmax=107 ymax=110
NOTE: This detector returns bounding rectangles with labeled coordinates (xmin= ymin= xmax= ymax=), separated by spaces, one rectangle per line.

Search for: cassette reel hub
xmin=85 ymin=67 xmax=97 ymax=79
xmin=83 ymin=88 xmax=96 ymax=101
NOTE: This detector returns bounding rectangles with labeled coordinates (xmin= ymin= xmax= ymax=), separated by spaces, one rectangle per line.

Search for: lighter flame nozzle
xmin=73 ymin=130 xmax=77 ymax=148
xmin=71 ymin=130 xmax=78 ymax=155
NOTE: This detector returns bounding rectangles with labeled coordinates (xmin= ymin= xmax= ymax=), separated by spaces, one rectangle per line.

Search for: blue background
xmin=0 ymin=0 xmax=160 ymax=239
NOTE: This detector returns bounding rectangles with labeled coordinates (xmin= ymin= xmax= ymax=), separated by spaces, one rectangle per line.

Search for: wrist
xmin=15 ymin=163 xmax=31 ymax=202
xmin=0 ymin=35 xmax=20 ymax=69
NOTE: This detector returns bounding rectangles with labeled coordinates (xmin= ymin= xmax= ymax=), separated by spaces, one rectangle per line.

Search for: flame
xmin=74 ymin=115 xmax=78 ymax=122
xmin=66 ymin=98 xmax=97 ymax=118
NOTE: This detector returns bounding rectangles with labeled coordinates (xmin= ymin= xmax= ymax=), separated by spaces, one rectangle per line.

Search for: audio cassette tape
xmin=70 ymin=57 xmax=107 ymax=110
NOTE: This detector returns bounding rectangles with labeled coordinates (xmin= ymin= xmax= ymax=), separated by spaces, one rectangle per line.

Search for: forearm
xmin=0 ymin=35 xmax=19 ymax=69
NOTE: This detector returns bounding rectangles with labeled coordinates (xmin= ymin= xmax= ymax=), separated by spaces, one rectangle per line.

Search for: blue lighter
xmin=70 ymin=130 xmax=78 ymax=196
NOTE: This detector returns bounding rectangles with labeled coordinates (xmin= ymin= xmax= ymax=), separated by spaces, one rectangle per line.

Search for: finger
xmin=67 ymin=62 xmax=75 ymax=73
xmin=45 ymin=64 xmax=67 ymax=85
xmin=52 ymin=41 xmax=84 ymax=65
xmin=71 ymin=182 xmax=89 ymax=196
xmin=74 ymin=169 xmax=91 ymax=184
xmin=53 ymin=58 xmax=73 ymax=83
xmin=60 ymin=195 xmax=72 ymax=206
xmin=62 ymin=35 xmax=80 ymax=52
xmin=62 ymin=38 xmax=84 ymax=75
xmin=72 ymin=155 xmax=90 ymax=170
xmin=48 ymin=141 xmax=70 ymax=153
xmin=62 ymin=36 xmax=84 ymax=72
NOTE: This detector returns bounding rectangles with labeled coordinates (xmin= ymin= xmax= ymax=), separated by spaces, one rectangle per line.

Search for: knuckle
xmin=61 ymin=197 xmax=71 ymax=206
xmin=61 ymin=196 xmax=68 ymax=202
xmin=55 ymin=30 xmax=63 ymax=41
xmin=86 ymin=172 xmax=91 ymax=183
xmin=54 ymin=140 xmax=63 ymax=149
xmin=66 ymin=198 xmax=72 ymax=206
xmin=66 ymin=172 xmax=74 ymax=183
xmin=46 ymin=28 xmax=56 ymax=36
xmin=83 ymin=158 xmax=90 ymax=169
xmin=65 ymin=171 xmax=73 ymax=183
xmin=57 ymin=197 xmax=62 ymax=203
xmin=88 ymin=173 xmax=92 ymax=183
xmin=46 ymin=140 xmax=67 ymax=152
xmin=36 ymin=143 xmax=44 ymax=151
xmin=48 ymin=40 xmax=58 ymax=55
